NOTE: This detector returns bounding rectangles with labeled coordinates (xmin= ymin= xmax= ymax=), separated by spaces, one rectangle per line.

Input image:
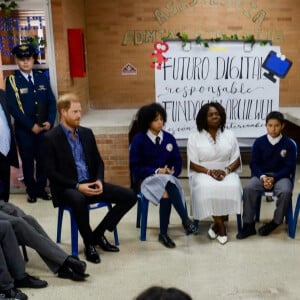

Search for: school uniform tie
xmin=155 ymin=136 xmax=160 ymax=145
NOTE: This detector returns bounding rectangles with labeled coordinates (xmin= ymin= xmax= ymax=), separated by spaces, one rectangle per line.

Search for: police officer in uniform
xmin=5 ymin=44 xmax=57 ymax=203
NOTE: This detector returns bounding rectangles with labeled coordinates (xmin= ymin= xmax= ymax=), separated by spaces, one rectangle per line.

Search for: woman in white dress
xmin=187 ymin=102 xmax=242 ymax=245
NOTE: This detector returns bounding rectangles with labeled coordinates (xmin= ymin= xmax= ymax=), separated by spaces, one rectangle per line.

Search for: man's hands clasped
xmin=77 ymin=180 xmax=103 ymax=196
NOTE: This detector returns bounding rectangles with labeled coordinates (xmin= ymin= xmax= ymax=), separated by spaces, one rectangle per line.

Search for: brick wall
xmin=95 ymin=133 xmax=131 ymax=187
xmin=51 ymin=0 xmax=89 ymax=112
xmin=83 ymin=0 xmax=300 ymax=109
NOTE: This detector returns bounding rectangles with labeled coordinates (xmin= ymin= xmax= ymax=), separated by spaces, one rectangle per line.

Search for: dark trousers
xmin=61 ymin=182 xmax=137 ymax=245
xmin=0 ymin=153 xmax=10 ymax=202
xmin=15 ymin=129 xmax=47 ymax=198
xmin=243 ymin=176 xmax=293 ymax=224
xmin=0 ymin=201 xmax=68 ymax=273
xmin=0 ymin=220 xmax=26 ymax=290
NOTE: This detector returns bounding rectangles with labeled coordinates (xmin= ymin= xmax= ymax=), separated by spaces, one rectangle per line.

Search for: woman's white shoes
xmin=216 ymin=235 xmax=228 ymax=245
xmin=208 ymin=224 xmax=218 ymax=239
xmin=208 ymin=223 xmax=228 ymax=244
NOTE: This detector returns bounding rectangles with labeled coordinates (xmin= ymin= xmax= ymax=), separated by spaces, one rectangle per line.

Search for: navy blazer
xmin=0 ymin=90 xmax=19 ymax=168
xmin=5 ymin=70 xmax=56 ymax=132
xmin=44 ymin=125 xmax=105 ymax=207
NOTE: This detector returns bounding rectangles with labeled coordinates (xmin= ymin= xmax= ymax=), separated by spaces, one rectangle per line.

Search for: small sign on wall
xmin=121 ymin=63 xmax=137 ymax=75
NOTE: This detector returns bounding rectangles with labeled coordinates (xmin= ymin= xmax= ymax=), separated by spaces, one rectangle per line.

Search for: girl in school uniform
xmin=130 ymin=103 xmax=197 ymax=248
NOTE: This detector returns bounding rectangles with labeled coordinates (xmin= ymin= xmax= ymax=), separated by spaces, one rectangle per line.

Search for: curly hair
xmin=137 ymin=102 xmax=167 ymax=133
xmin=195 ymin=102 xmax=226 ymax=132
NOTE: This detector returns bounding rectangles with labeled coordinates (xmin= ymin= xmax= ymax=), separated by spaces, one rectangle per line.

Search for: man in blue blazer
xmin=44 ymin=93 xmax=137 ymax=264
xmin=5 ymin=44 xmax=57 ymax=203
xmin=0 ymin=89 xmax=19 ymax=202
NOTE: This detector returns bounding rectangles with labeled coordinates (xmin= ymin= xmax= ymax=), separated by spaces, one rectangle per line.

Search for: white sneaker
xmin=217 ymin=235 xmax=228 ymax=245
xmin=208 ymin=224 xmax=218 ymax=239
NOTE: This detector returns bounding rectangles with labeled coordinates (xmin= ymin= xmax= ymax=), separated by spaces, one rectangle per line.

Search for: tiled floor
xmin=8 ymin=164 xmax=300 ymax=300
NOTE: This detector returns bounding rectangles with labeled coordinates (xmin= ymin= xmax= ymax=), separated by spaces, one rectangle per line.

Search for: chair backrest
xmin=289 ymin=138 xmax=298 ymax=188
xmin=128 ymin=117 xmax=139 ymax=145
xmin=128 ymin=119 xmax=143 ymax=194
xmin=129 ymin=144 xmax=142 ymax=194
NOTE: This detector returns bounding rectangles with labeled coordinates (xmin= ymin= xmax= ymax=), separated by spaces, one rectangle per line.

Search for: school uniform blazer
xmin=0 ymin=90 xmax=19 ymax=168
xmin=44 ymin=125 xmax=104 ymax=207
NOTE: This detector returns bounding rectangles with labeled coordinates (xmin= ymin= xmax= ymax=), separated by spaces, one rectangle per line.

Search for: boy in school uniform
xmin=237 ymin=111 xmax=296 ymax=239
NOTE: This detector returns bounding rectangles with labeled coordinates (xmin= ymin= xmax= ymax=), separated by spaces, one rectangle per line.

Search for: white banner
xmin=155 ymin=41 xmax=279 ymax=139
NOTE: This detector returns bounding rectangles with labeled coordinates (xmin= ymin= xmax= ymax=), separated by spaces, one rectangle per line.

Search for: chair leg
xmin=56 ymin=207 xmax=64 ymax=243
xmin=113 ymin=228 xmax=120 ymax=246
xmin=136 ymin=196 xmax=141 ymax=228
xmin=21 ymin=245 xmax=29 ymax=262
xmin=140 ymin=195 xmax=149 ymax=241
xmin=255 ymin=196 xmax=262 ymax=222
xmin=106 ymin=203 xmax=120 ymax=246
xmin=236 ymin=214 xmax=242 ymax=233
xmin=287 ymin=200 xmax=294 ymax=238
xmin=69 ymin=210 xmax=79 ymax=257
xmin=291 ymin=194 xmax=300 ymax=238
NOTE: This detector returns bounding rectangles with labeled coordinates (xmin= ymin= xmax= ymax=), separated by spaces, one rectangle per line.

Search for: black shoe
xmin=37 ymin=191 xmax=52 ymax=201
xmin=258 ymin=220 xmax=279 ymax=236
xmin=236 ymin=223 xmax=256 ymax=239
xmin=96 ymin=235 xmax=119 ymax=252
xmin=84 ymin=245 xmax=101 ymax=264
xmin=27 ymin=196 xmax=37 ymax=203
xmin=0 ymin=287 xmax=28 ymax=300
xmin=183 ymin=219 xmax=198 ymax=235
xmin=64 ymin=256 xmax=87 ymax=275
xmin=14 ymin=273 xmax=48 ymax=289
xmin=57 ymin=265 xmax=86 ymax=281
xmin=158 ymin=233 xmax=176 ymax=248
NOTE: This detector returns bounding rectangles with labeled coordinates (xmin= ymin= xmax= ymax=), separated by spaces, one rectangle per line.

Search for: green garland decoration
xmin=175 ymin=32 xmax=268 ymax=48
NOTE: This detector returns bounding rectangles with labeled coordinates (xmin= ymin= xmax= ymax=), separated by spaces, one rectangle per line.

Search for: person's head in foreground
xmin=135 ymin=286 xmax=192 ymax=300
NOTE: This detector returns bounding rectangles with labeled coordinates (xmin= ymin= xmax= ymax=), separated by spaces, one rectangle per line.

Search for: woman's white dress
xmin=187 ymin=129 xmax=242 ymax=220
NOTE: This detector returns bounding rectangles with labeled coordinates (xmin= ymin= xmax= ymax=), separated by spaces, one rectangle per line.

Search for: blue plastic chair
xmin=136 ymin=193 xmax=149 ymax=241
xmin=56 ymin=202 xmax=120 ymax=256
xmin=237 ymin=138 xmax=297 ymax=238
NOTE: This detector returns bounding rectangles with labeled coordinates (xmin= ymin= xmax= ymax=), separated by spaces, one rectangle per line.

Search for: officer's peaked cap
xmin=12 ymin=44 xmax=36 ymax=58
